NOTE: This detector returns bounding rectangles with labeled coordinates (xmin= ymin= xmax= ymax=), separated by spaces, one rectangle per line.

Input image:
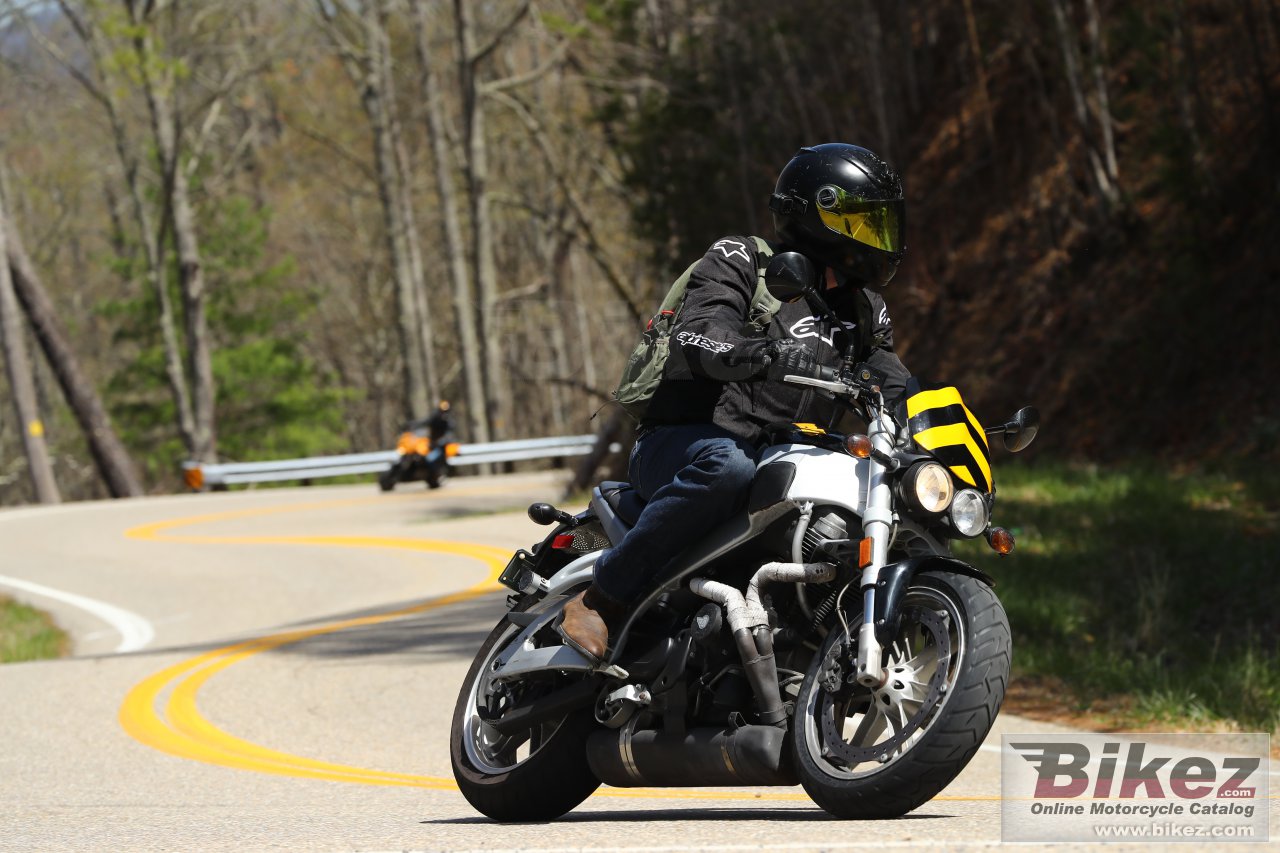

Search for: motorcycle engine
xmin=800 ymin=508 xmax=855 ymax=562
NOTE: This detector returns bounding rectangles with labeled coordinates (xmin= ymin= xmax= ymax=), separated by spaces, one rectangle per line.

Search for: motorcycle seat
xmin=597 ymin=480 xmax=646 ymax=527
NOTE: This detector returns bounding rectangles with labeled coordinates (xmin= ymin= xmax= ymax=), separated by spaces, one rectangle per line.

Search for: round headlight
xmin=950 ymin=489 xmax=989 ymax=538
xmin=904 ymin=462 xmax=954 ymax=514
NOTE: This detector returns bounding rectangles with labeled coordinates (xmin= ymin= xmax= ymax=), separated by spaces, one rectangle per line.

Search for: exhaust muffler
xmin=585 ymin=723 xmax=796 ymax=788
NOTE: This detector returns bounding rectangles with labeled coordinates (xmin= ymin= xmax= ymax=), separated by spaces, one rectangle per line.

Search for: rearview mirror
xmin=764 ymin=252 xmax=818 ymax=303
xmin=1002 ymin=406 xmax=1040 ymax=453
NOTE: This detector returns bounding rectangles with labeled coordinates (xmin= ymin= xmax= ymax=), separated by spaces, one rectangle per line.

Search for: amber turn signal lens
xmin=845 ymin=434 xmax=872 ymax=458
xmin=987 ymin=527 xmax=1015 ymax=555
xmin=858 ymin=537 xmax=873 ymax=568
xmin=183 ymin=466 xmax=204 ymax=491
xmin=445 ymin=442 xmax=461 ymax=458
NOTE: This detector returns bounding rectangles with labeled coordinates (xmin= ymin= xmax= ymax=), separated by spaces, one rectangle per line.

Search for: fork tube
xmin=855 ymin=409 xmax=896 ymax=687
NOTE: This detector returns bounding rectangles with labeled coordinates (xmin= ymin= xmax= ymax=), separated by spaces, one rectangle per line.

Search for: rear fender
xmin=545 ymin=552 xmax=600 ymax=596
xmin=871 ymin=556 xmax=995 ymax=644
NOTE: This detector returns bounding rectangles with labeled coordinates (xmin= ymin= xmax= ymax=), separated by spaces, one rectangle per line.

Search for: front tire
xmin=792 ymin=571 xmax=1010 ymax=819
xmin=450 ymin=603 xmax=600 ymax=821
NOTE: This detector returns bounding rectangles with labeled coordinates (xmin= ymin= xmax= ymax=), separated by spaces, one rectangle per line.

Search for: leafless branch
xmin=469 ymin=0 xmax=532 ymax=66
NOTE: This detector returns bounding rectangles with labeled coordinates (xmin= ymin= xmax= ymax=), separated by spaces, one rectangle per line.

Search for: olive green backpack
xmin=613 ymin=236 xmax=781 ymax=421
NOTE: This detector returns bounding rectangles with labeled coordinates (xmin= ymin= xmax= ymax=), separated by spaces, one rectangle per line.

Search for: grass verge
xmin=0 ymin=595 xmax=68 ymax=663
xmin=955 ymin=461 xmax=1280 ymax=738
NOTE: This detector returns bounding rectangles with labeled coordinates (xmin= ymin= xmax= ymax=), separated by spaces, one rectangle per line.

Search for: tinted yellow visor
xmin=815 ymin=186 xmax=904 ymax=252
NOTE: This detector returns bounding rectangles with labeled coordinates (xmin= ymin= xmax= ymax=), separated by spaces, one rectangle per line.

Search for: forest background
xmin=1 ymin=1 xmax=1278 ymax=731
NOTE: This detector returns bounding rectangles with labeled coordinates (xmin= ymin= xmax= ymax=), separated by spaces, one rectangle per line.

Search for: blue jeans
xmin=591 ymin=424 xmax=760 ymax=604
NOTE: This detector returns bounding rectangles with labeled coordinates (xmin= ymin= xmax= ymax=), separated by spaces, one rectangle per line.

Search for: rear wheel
xmin=792 ymin=571 xmax=1010 ymax=819
xmin=378 ymin=468 xmax=398 ymax=492
xmin=450 ymin=603 xmax=599 ymax=821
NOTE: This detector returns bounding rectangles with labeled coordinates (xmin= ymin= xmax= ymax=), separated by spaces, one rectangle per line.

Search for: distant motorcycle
xmin=379 ymin=425 xmax=458 ymax=491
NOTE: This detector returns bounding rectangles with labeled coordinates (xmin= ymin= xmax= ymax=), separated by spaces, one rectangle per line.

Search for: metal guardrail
xmin=183 ymin=435 xmax=600 ymax=490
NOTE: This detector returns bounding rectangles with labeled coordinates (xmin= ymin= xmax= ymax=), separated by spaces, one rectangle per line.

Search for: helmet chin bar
xmin=789 ymin=242 xmax=900 ymax=289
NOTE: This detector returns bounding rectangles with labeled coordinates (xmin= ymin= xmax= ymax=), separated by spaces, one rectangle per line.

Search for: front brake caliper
xmin=819 ymin=641 xmax=846 ymax=694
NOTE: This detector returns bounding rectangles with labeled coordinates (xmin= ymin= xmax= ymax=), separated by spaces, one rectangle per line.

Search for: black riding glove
xmin=763 ymin=340 xmax=818 ymax=381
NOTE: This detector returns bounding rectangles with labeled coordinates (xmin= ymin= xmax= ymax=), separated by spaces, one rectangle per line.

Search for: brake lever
xmin=782 ymin=374 xmax=854 ymax=396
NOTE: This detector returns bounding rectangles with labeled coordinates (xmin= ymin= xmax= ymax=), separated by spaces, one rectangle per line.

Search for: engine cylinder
xmin=802 ymin=509 xmax=852 ymax=561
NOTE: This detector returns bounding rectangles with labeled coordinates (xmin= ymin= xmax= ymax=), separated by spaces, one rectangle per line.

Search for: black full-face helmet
xmin=769 ymin=143 xmax=906 ymax=287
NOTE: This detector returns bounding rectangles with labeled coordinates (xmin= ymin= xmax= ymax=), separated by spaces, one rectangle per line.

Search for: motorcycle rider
xmin=425 ymin=400 xmax=456 ymax=457
xmin=560 ymin=143 xmax=912 ymax=661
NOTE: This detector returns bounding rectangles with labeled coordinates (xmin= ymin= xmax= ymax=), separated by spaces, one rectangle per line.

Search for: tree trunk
xmin=1082 ymin=0 xmax=1120 ymax=191
xmin=0 ymin=191 xmax=60 ymax=504
xmin=856 ymin=0 xmax=894 ymax=161
xmin=343 ymin=2 xmax=431 ymax=420
xmin=379 ymin=1 xmax=438 ymax=408
xmin=413 ymin=0 xmax=490 ymax=447
xmin=1049 ymin=0 xmax=1118 ymax=212
xmin=455 ymin=0 xmax=513 ymax=439
xmin=131 ymin=10 xmax=218 ymax=463
xmin=961 ymin=0 xmax=998 ymax=157
xmin=4 ymin=211 xmax=143 ymax=498
xmin=48 ymin=1 xmax=198 ymax=455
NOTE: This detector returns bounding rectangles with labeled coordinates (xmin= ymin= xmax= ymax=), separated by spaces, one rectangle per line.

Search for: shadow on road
xmin=71 ymin=591 xmax=508 ymax=665
xmin=269 ymin=593 xmax=506 ymax=664
xmin=425 ymin=807 xmax=954 ymax=824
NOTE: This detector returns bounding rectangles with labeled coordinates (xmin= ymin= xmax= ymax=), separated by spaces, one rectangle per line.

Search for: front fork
xmin=854 ymin=409 xmax=896 ymax=687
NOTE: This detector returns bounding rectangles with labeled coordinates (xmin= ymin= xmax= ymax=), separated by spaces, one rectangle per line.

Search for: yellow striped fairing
xmin=906 ymin=386 xmax=993 ymax=493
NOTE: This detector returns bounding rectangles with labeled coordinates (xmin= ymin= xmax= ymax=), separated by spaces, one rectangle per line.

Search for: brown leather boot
xmin=558 ymin=584 xmax=627 ymax=662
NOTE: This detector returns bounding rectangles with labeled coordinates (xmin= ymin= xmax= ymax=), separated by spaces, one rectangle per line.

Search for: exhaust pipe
xmin=585 ymin=724 xmax=797 ymax=788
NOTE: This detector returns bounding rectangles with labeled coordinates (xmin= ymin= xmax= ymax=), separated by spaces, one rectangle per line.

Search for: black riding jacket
xmin=642 ymin=236 xmax=910 ymax=446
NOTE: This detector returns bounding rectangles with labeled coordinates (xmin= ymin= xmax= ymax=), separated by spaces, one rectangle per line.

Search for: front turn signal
xmin=845 ymin=434 xmax=872 ymax=458
xmin=987 ymin=527 xmax=1015 ymax=555
xmin=183 ymin=465 xmax=204 ymax=492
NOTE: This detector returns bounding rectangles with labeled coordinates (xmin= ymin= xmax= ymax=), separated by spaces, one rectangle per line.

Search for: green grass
xmin=954 ymin=462 xmax=1280 ymax=734
xmin=0 ymin=596 xmax=68 ymax=663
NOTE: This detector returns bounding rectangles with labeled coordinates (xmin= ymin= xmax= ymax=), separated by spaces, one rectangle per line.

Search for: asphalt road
xmin=0 ymin=473 xmax=1271 ymax=852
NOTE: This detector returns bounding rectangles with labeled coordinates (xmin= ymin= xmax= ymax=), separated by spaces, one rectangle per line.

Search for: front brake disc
xmin=817 ymin=605 xmax=951 ymax=766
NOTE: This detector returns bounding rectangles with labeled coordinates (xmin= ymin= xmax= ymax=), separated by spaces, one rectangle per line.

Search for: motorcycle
xmin=379 ymin=425 xmax=458 ymax=491
xmin=450 ymin=257 xmax=1039 ymax=821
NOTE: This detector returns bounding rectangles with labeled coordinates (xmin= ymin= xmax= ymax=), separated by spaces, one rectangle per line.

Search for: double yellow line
xmin=118 ymin=495 xmax=991 ymax=803
xmin=121 ymin=496 xmax=513 ymax=789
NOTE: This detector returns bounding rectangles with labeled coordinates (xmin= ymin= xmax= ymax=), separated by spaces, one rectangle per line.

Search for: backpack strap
xmin=745 ymin=236 xmax=782 ymax=334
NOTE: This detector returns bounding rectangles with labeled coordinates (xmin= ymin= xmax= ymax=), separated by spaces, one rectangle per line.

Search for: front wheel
xmin=792 ymin=571 xmax=1010 ymax=819
xmin=450 ymin=602 xmax=600 ymax=821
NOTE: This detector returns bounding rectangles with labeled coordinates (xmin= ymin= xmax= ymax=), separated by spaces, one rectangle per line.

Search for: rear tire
xmin=378 ymin=469 xmax=397 ymax=492
xmin=450 ymin=603 xmax=600 ymax=821
xmin=792 ymin=571 xmax=1010 ymax=819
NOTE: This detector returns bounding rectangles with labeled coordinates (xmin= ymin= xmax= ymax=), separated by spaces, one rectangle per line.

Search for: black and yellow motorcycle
xmin=451 ymin=266 xmax=1038 ymax=821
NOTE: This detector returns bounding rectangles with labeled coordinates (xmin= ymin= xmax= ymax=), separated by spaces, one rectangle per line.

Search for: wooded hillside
xmin=1 ymin=0 xmax=1277 ymax=503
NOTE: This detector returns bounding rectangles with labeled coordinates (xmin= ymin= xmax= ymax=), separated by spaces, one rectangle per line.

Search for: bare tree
xmin=124 ymin=0 xmax=221 ymax=463
xmin=1082 ymin=0 xmax=1120 ymax=192
xmin=316 ymin=0 xmax=438 ymax=419
xmin=4 ymin=200 xmax=143 ymax=498
xmin=411 ymin=0 xmax=488 ymax=446
xmin=1049 ymin=0 xmax=1121 ymax=212
xmin=961 ymin=0 xmax=998 ymax=157
xmin=0 ymin=186 xmax=60 ymax=504
xmin=29 ymin=2 xmax=198 ymax=456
